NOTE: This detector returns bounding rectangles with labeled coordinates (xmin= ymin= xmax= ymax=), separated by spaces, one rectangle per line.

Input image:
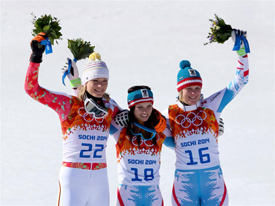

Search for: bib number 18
xmin=131 ymin=168 xmax=154 ymax=182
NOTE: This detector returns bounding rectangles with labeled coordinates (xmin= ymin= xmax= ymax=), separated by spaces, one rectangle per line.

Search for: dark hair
xmin=126 ymin=85 xmax=158 ymax=146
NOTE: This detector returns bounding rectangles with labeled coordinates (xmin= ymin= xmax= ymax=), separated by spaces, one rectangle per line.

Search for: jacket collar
xmin=177 ymin=94 xmax=204 ymax=112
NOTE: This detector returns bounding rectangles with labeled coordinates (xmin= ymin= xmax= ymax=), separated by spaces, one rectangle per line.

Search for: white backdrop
xmin=1 ymin=1 xmax=274 ymax=205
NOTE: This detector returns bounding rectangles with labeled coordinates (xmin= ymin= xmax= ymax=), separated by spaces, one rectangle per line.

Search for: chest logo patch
xmin=175 ymin=110 xmax=207 ymax=128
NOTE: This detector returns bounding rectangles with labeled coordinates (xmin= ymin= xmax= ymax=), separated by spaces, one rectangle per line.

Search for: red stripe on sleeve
xmin=238 ymin=60 xmax=244 ymax=66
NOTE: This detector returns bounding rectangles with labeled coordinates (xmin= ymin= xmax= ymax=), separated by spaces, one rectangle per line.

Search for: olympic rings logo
xmin=175 ymin=110 xmax=207 ymax=128
xmin=127 ymin=134 xmax=160 ymax=147
xmin=78 ymin=107 xmax=104 ymax=123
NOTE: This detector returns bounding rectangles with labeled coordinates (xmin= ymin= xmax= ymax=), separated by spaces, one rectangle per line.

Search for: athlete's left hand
xmin=218 ymin=118 xmax=224 ymax=137
xmin=114 ymin=110 xmax=129 ymax=127
xmin=231 ymin=29 xmax=249 ymax=56
xmin=231 ymin=29 xmax=247 ymax=45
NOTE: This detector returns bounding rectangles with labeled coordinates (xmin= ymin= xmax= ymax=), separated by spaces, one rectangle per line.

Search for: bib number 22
xmin=79 ymin=143 xmax=104 ymax=158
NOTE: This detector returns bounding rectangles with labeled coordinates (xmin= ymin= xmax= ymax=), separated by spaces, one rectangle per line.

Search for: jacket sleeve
xmin=161 ymin=108 xmax=175 ymax=149
xmin=163 ymin=128 xmax=175 ymax=150
xmin=24 ymin=62 xmax=73 ymax=122
xmin=205 ymin=54 xmax=249 ymax=114
xmin=110 ymin=99 xmax=123 ymax=119
xmin=109 ymin=119 xmax=124 ymax=144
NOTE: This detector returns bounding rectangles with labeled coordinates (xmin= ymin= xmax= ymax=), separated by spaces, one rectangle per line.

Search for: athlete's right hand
xmin=61 ymin=58 xmax=81 ymax=88
xmin=30 ymin=32 xmax=47 ymax=63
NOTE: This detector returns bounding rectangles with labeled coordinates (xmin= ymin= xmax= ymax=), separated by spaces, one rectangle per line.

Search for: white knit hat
xmin=82 ymin=52 xmax=109 ymax=85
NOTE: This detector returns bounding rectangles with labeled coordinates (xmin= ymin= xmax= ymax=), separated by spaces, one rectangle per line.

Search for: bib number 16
xmin=185 ymin=147 xmax=210 ymax=165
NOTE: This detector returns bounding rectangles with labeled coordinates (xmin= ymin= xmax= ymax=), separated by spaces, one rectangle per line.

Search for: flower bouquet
xmin=204 ymin=14 xmax=232 ymax=45
xmin=31 ymin=13 xmax=62 ymax=54
xmin=204 ymin=14 xmax=250 ymax=53
xmin=62 ymin=38 xmax=95 ymax=85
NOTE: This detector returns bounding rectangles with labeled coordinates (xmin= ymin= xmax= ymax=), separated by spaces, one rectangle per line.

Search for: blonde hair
xmin=77 ymin=84 xmax=110 ymax=101
xmin=178 ymin=90 xmax=184 ymax=103
xmin=77 ymin=85 xmax=87 ymax=101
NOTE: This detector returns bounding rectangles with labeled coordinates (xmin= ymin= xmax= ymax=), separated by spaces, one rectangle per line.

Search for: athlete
xmin=25 ymin=33 xmax=121 ymax=206
xmin=162 ymin=30 xmax=250 ymax=206
xmin=110 ymin=86 xmax=172 ymax=206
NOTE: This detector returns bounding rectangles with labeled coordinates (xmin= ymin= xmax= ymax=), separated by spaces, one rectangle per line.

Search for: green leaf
xmin=43 ymin=25 xmax=50 ymax=32
xmin=221 ymin=33 xmax=231 ymax=40
xmin=67 ymin=38 xmax=95 ymax=60
xmin=49 ymin=37 xmax=54 ymax=45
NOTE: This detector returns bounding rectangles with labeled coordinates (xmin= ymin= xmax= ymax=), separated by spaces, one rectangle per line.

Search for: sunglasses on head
xmin=130 ymin=122 xmax=156 ymax=140
xmin=84 ymin=98 xmax=108 ymax=119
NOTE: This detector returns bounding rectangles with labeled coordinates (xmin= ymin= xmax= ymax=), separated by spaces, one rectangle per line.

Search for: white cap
xmin=82 ymin=52 xmax=109 ymax=85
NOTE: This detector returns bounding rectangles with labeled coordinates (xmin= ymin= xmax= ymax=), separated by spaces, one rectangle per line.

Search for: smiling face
xmin=133 ymin=102 xmax=153 ymax=124
xmin=179 ymin=85 xmax=202 ymax=105
xmin=86 ymin=78 xmax=108 ymax=98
